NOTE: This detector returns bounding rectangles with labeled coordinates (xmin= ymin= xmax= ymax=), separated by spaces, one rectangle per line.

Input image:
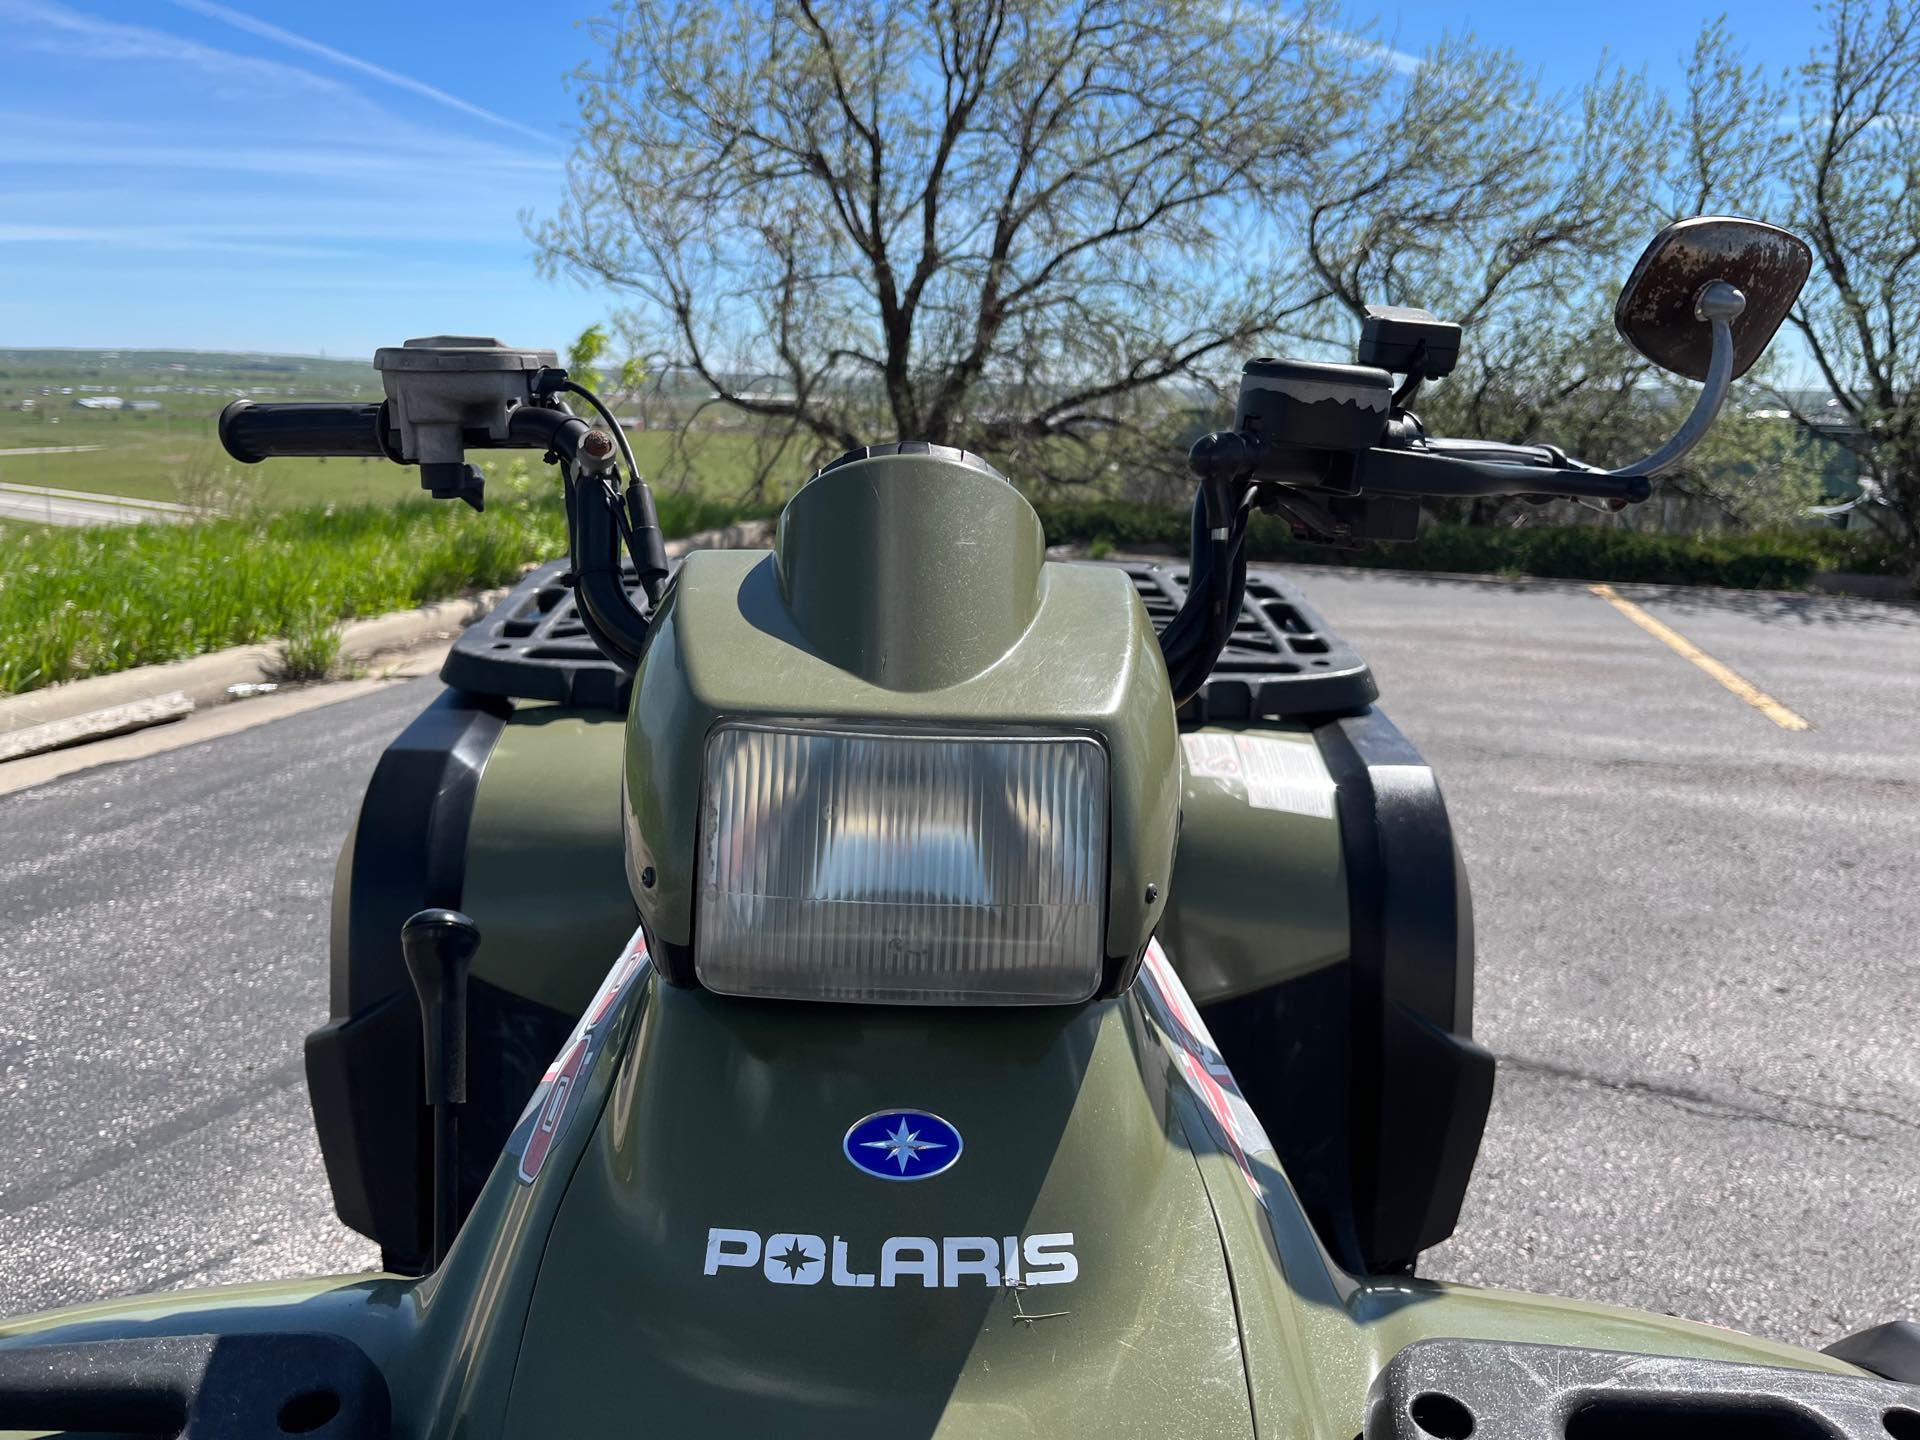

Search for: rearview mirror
xmin=1615 ymin=217 xmax=1811 ymax=381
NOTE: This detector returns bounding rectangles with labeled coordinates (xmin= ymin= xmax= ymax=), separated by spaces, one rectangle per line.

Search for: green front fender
xmin=0 ymin=950 xmax=1862 ymax=1440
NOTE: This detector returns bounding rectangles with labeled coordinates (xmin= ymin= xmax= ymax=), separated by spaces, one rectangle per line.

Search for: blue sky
xmin=0 ymin=0 xmax=1819 ymax=359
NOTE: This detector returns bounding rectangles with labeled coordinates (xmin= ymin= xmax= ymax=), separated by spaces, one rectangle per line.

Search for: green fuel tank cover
xmin=777 ymin=449 xmax=1045 ymax=691
xmin=621 ymin=449 xmax=1179 ymax=991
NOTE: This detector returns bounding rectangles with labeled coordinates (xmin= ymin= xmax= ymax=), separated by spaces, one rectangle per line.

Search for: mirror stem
xmin=1612 ymin=281 xmax=1746 ymax=479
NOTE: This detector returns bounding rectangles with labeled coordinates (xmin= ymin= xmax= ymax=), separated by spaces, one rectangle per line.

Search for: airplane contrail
xmin=169 ymin=0 xmax=561 ymax=149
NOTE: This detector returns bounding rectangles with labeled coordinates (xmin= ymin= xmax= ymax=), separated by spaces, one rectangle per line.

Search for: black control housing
xmin=1358 ymin=304 xmax=1461 ymax=379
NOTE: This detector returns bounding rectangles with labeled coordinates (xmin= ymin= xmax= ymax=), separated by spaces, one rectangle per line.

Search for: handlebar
xmin=217 ymin=400 xmax=396 ymax=464
xmin=1355 ymin=446 xmax=1652 ymax=505
xmin=208 ymin=347 xmax=1655 ymax=709
xmin=216 ymin=398 xmax=594 ymax=468
xmin=213 ymin=396 xmax=663 ymax=671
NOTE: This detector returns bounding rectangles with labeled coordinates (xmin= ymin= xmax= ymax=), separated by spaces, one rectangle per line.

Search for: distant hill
xmin=0 ymin=349 xmax=380 ymax=403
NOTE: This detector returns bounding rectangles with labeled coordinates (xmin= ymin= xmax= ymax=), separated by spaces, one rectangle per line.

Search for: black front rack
xmin=1123 ymin=561 xmax=1376 ymax=722
xmin=443 ymin=556 xmax=1376 ymax=723
xmin=443 ymin=558 xmax=644 ymax=711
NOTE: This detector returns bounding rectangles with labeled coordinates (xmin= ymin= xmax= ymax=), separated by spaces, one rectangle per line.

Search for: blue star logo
xmin=860 ymin=1117 xmax=946 ymax=1173
xmin=843 ymin=1109 xmax=963 ymax=1181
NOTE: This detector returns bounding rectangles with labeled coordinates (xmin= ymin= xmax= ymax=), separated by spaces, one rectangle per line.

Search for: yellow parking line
xmin=1589 ymin=583 xmax=1811 ymax=731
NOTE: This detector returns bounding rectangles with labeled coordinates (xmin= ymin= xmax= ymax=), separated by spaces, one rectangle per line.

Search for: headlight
xmin=695 ymin=722 xmax=1108 ymax=1004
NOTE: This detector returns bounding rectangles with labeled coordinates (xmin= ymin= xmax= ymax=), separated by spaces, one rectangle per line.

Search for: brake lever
xmin=1352 ymin=446 xmax=1654 ymax=505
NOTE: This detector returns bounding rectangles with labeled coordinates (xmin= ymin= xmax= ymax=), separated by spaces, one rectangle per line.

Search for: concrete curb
xmin=1809 ymin=569 xmax=1919 ymax=602
xmin=0 ymin=692 xmax=196 ymax=762
xmin=0 ymin=518 xmax=778 ymax=751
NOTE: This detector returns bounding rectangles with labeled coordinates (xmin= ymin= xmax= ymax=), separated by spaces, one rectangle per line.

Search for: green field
xmin=0 ymin=349 xmax=808 ymax=511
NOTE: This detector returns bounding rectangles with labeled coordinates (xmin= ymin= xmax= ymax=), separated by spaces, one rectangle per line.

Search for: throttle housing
xmin=373 ymin=336 xmax=558 ymax=506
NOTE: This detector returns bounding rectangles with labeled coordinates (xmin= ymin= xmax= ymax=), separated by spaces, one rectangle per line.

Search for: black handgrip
xmin=218 ymin=398 xmax=392 ymax=464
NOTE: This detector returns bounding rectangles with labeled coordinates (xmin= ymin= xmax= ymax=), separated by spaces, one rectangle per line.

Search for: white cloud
xmin=0 ymin=221 xmax=356 ymax=260
xmin=0 ymin=2 xmax=595 ymax=348
xmin=1253 ymin=6 xmax=1426 ymax=76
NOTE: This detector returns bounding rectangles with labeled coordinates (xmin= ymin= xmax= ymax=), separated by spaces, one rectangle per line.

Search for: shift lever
xmin=401 ymin=907 xmax=478 ymax=1268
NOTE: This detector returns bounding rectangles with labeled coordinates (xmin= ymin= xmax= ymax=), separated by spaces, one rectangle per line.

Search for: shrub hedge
xmin=1032 ymin=499 xmax=1907 ymax=591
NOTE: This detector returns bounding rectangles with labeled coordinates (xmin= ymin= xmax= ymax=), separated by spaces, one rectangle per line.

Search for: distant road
xmin=0 ymin=480 xmax=195 ymax=527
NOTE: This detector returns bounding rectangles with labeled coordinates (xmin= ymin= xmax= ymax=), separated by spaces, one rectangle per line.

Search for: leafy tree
xmin=566 ymin=322 xmax=649 ymax=399
xmin=1786 ymin=0 xmax=1920 ymax=570
xmin=1291 ymin=39 xmax=1678 ymax=523
xmin=1304 ymin=22 xmax=1832 ymax=535
xmin=537 ymin=0 xmax=1357 ymax=484
xmin=566 ymin=322 xmax=614 ymax=392
xmin=537 ymin=0 xmax=1876 ymax=545
xmin=1687 ymin=2 xmax=1920 ymax=573
xmin=1299 ymin=42 xmax=1667 ymax=345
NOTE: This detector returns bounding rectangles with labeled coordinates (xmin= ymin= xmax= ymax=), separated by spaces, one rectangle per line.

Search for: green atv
xmin=3 ymin=216 xmax=1916 ymax=1439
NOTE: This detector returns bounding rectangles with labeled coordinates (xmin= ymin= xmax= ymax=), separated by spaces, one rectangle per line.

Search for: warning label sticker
xmin=1181 ymin=733 xmax=1336 ymax=819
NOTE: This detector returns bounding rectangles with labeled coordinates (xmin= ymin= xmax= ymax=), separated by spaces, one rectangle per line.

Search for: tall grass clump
xmin=275 ymin=607 xmax=344 ymax=682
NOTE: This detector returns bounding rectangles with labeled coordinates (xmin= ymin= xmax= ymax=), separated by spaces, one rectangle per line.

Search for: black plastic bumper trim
xmin=0 ymin=1332 xmax=389 ymax=1438
xmin=1825 ymin=1321 xmax=1920 ymax=1383
xmin=309 ymin=688 xmax=508 ymax=1274
xmin=1316 ymin=708 xmax=1492 ymax=1272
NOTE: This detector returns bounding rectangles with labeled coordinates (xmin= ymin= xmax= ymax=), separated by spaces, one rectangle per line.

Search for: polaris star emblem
xmin=843 ymin=1109 xmax=962 ymax=1181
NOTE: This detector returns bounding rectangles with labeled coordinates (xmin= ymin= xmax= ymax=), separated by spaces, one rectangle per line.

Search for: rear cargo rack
xmin=443 ymin=556 xmax=1376 ymax=723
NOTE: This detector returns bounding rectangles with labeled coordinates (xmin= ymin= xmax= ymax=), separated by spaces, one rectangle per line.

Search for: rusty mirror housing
xmin=1615 ymin=217 xmax=1811 ymax=381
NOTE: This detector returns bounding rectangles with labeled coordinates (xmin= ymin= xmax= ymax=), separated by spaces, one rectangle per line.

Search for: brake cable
xmin=557 ymin=379 xmax=670 ymax=608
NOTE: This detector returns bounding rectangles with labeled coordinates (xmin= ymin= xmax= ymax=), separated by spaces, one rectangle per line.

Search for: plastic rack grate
xmin=443 ymin=556 xmax=1377 ymax=723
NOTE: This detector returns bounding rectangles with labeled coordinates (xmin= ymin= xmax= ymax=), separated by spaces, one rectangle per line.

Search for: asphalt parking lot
xmin=0 ymin=566 xmax=1914 ymax=1347
xmin=1301 ymin=569 xmax=1920 ymax=1346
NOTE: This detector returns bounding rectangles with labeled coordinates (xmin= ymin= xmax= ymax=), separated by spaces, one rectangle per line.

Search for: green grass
xmin=0 ymin=394 xmax=405 ymax=507
xmin=0 ymin=347 xmax=388 ymax=506
xmin=0 ymin=473 xmax=763 ymax=696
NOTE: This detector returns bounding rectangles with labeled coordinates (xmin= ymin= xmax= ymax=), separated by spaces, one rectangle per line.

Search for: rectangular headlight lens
xmin=696 ymin=723 xmax=1108 ymax=1004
